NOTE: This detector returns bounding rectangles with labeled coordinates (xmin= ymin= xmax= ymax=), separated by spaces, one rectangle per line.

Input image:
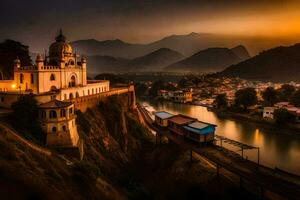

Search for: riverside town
xmin=1 ymin=1 xmax=300 ymax=200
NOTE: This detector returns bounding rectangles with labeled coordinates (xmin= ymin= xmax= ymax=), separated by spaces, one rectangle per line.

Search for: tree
xmin=0 ymin=39 xmax=32 ymax=79
xmin=215 ymin=94 xmax=228 ymax=109
xmin=135 ymin=82 xmax=148 ymax=96
xmin=10 ymin=94 xmax=43 ymax=142
xmin=290 ymin=89 xmax=300 ymax=107
xmin=149 ymin=80 xmax=165 ymax=97
xmin=234 ymin=88 xmax=257 ymax=110
xmin=278 ymin=84 xmax=295 ymax=101
xmin=262 ymin=87 xmax=278 ymax=106
xmin=273 ymin=108 xmax=295 ymax=124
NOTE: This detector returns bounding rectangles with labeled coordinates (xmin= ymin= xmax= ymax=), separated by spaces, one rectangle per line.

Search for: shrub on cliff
xmin=10 ymin=94 xmax=43 ymax=143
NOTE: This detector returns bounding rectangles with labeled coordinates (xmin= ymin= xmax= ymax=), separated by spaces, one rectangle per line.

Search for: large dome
xmin=49 ymin=30 xmax=73 ymax=61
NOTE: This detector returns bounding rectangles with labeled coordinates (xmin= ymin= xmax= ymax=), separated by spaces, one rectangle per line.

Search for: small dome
xmin=36 ymin=54 xmax=43 ymax=62
xmin=81 ymin=56 xmax=87 ymax=63
xmin=49 ymin=29 xmax=72 ymax=62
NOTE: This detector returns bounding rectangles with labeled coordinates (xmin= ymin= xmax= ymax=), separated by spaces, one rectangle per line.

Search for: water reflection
xmin=140 ymin=99 xmax=300 ymax=175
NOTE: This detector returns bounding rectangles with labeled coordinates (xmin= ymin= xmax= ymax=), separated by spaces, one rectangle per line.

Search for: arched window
xmin=20 ymin=74 xmax=24 ymax=84
xmin=88 ymin=90 xmax=90 ymax=95
xmin=52 ymin=126 xmax=57 ymax=132
xmin=76 ymin=92 xmax=80 ymax=98
xmin=41 ymin=110 xmax=46 ymax=119
xmin=69 ymin=75 xmax=76 ymax=87
xmin=62 ymin=125 xmax=66 ymax=131
xmin=49 ymin=110 xmax=57 ymax=118
xmin=30 ymin=73 xmax=34 ymax=84
xmin=70 ymin=108 xmax=73 ymax=114
xmin=92 ymin=88 xmax=94 ymax=94
xmin=60 ymin=109 xmax=66 ymax=117
xmin=64 ymin=94 xmax=67 ymax=100
xmin=50 ymin=74 xmax=55 ymax=81
xmin=69 ymin=93 xmax=74 ymax=99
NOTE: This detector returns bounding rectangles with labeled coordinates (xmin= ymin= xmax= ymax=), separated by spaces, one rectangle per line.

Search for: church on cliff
xmin=0 ymin=31 xmax=111 ymax=153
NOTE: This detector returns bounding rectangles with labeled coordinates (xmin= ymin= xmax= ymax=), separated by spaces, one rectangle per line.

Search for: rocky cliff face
xmin=0 ymin=95 xmax=152 ymax=200
xmin=0 ymin=95 xmax=257 ymax=200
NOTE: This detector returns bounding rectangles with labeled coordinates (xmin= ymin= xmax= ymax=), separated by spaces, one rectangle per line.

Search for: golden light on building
xmin=11 ymin=84 xmax=16 ymax=89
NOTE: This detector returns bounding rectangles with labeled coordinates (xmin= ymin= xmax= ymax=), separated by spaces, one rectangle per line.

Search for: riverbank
xmin=209 ymin=107 xmax=300 ymax=138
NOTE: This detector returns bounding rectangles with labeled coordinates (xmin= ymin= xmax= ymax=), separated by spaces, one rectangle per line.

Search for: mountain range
xmin=87 ymin=48 xmax=184 ymax=73
xmin=221 ymin=43 xmax=300 ymax=81
xmin=164 ymin=46 xmax=250 ymax=73
xmin=71 ymin=32 xmax=251 ymax=59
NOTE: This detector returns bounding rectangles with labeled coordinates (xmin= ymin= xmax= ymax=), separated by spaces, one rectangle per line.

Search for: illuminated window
xmin=52 ymin=126 xmax=57 ymax=132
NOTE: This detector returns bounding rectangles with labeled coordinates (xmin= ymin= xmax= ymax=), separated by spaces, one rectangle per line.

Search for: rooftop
xmin=183 ymin=121 xmax=216 ymax=135
xmin=188 ymin=121 xmax=216 ymax=129
xmin=39 ymin=99 xmax=73 ymax=109
xmin=168 ymin=114 xmax=196 ymax=125
xmin=154 ymin=111 xmax=174 ymax=119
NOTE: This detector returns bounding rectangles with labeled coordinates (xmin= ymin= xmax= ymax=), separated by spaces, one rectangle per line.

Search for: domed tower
xmin=35 ymin=54 xmax=44 ymax=70
xmin=13 ymin=57 xmax=21 ymax=71
xmin=49 ymin=29 xmax=73 ymax=68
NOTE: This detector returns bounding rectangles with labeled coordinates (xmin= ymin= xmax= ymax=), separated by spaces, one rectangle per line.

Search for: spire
xmin=55 ymin=28 xmax=66 ymax=42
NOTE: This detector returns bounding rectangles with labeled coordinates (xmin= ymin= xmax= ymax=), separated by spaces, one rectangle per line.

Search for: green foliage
xmin=234 ymin=88 xmax=257 ymax=110
xmin=262 ymin=87 xmax=278 ymax=106
xmin=0 ymin=39 xmax=32 ymax=79
xmin=10 ymin=94 xmax=43 ymax=143
xmin=273 ymin=108 xmax=295 ymax=124
xmin=290 ymin=89 xmax=300 ymax=107
xmin=278 ymin=84 xmax=295 ymax=101
xmin=215 ymin=93 xmax=228 ymax=109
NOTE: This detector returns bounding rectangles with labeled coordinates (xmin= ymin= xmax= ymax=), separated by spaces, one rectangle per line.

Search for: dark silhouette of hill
xmin=87 ymin=48 xmax=184 ymax=73
xmin=222 ymin=43 xmax=300 ymax=81
xmin=71 ymin=39 xmax=145 ymax=58
xmin=231 ymin=45 xmax=251 ymax=60
xmin=130 ymin=48 xmax=184 ymax=71
xmin=71 ymin=33 xmax=252 ymax=59
xmin=164 ymin=46 xmax=249 ymax=73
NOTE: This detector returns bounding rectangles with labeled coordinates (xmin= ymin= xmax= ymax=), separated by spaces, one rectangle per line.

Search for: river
xmin=139 ymin=99 xmax=300 ymax=176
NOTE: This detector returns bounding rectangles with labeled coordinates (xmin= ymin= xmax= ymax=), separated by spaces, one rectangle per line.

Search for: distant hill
xmin=231 ymin=45 xmax=251 ymax=60
xmin=71 ymin=39 xmax=145 ymax=59
xmin=71 ymin=33 xmax=252 ymax=59
xmin=87 ymin=55 xmax=130 ymax=74
xmin=221 ymin=43 xmax=300 ymax=81
xmin=87 ymin=48 xmax=184 ymax=73
xmin=130 ymin=48 xmax=184 ymax=71
xmin=164 ymin=46 xmax=249 ymax=73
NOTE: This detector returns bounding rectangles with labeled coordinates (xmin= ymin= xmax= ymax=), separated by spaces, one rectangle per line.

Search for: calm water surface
xmin=139 ymin=99 xmax=300 ymax=175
